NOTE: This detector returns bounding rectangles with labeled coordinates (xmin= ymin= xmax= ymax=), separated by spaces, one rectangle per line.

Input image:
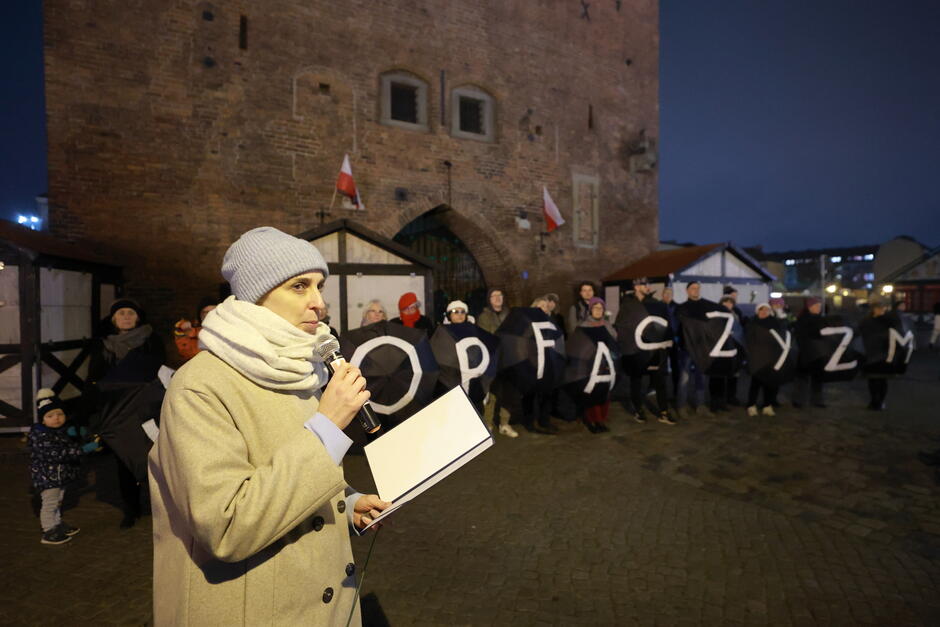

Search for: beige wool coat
xmin=149 ymin=351 xmax=361 ymax=626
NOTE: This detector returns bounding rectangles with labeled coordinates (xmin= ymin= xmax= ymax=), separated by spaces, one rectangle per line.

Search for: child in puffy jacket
xmin=28 ymin=389 xmax=99 ymax=545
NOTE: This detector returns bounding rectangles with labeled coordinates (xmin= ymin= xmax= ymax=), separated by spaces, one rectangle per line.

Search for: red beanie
xmin=398 ymin=292 xmax=418 ymax=311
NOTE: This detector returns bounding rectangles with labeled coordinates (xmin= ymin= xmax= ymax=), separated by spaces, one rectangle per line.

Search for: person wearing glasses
xmin=443 ymin=300 xmax=475 ymax=324
xmin=390 ymin=292 xmax=434 ymax=336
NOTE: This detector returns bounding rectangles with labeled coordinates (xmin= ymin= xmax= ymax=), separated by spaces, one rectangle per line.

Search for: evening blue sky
xmin=2 ymin=2 xmax=939 ymax=252
xmin=659 ymin=0 xmax=940 ymax=250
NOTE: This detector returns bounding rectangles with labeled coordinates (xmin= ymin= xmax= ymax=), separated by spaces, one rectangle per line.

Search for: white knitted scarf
xmin=199 ymin=296 xmax=330 ymax=391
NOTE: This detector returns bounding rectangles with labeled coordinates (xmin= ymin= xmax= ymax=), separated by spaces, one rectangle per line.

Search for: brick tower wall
xmin=43 ymin=0 xmax=659 ymax=349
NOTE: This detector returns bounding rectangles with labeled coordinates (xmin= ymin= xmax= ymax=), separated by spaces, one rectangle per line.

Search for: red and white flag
xmin=542 ymin=187 xmax=565 ymax=232
xmin=335 ymin=154 xmax=363 ymax=209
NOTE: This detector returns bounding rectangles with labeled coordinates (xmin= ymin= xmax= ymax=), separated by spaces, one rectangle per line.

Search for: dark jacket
xmin=675 ymin=297 xmax=716 ymax=348
xmin=87 ymin=332 xmax=165 ymax=385
xmin=566 ymin=300 xmax=592 ymax=335
xmin=389 ymin=315 xmax=434 ymax=336
xmin=28 ymin=423 xmax=83 ymax=490
xmin=794 ymin=310 xmax=825 ymax=373
xmin=664 ymin=301 xmax=680 ymax=343
xmin=477 ymin=307 xmax=509 ymax=334
xmin=83 ymin=328 xmax=166 ymax=425
xmin=751 ymin=315 xmax=783 ymax=331
xmin=793 ymin=310 xmax=824 ymax=342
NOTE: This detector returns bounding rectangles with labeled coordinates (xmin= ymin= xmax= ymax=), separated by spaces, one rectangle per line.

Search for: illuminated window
xmin=830 ymin=256 xmax=842 ymax=263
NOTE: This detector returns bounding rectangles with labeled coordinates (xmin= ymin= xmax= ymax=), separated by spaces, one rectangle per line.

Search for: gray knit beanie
xmin=222 ymin=227 xmax=329 ymax=303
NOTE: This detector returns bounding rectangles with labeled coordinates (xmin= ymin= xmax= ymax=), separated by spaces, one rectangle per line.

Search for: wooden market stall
xmin=296 ymin=220 xmax=435 ymax=334
xmin=602 ymin=242 xmax=775 ymax=320
xmin=0 ymin=221 xmax=122 ymax=431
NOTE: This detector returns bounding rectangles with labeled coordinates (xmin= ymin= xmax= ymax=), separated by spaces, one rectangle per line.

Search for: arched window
xmin=380 ymin=71 xmax=429 ymax=131
xmin=451 ymin=86 xmax=495 ymax=142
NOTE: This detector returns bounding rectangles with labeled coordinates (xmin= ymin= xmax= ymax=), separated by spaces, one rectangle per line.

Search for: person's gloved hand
xmin=81 ymin=436 xmax=102 ymax=454
xmin=66 ymin=426 xmax=78 ymax=438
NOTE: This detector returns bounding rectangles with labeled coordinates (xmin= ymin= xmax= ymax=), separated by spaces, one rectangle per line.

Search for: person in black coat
xmin=860 ymin=296 xmax=900 ymax=410
xmin=746 ymin=304 xmax=782 ymax=416
xmin=792 ymin=297 xmax=826 ymax=408
xmin=722 ymin=286 xmax=745 ymax=405
xmin=566 ymin=281 xmax=598 ymax=335
xmin=662 ymin=286 xmax=681 ymax=399
xmin=620 ymin=279 xmax=674 ymax=425
xmin=675 ymin=281 xmax=713 ymax=417
xmin=84 ymin=298 xmax=165 ymax=528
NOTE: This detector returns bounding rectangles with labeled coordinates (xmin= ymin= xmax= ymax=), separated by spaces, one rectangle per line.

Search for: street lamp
xmin=881 ymin=284 xmax=894 ymax=294
xmin=825 ymin=284 xmax=837 ymax=294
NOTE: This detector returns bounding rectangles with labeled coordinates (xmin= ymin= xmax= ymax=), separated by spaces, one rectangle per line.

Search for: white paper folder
xmin=357 ymin=386 xmax=493 ymax=533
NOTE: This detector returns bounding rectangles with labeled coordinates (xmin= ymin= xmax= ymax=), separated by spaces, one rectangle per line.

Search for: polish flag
xmin=542 ymin=187 xmax=565 ymax=232
xmin=336 ymin=154 xmax=363 ymax=208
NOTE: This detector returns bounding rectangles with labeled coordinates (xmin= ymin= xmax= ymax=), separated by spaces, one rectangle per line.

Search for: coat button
xmin=322 ymin=587 xmax=334 ymax=603
xmin=337 ymin=500 xmax=346 ymax=513
xmin=312 ymin=516 xmax=324 ymax=532
xmin=345 ymin=562 xmax=356 ymax=577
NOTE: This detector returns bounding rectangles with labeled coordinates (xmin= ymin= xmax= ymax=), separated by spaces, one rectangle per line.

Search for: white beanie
xmin=222 ymin=227 xmax=329 ymax=304
xmin=443 ymin=300 xmax=471 ymax=324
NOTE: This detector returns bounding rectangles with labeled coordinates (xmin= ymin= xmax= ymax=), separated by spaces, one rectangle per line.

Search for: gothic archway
xmin=393 ymin=206 xmax=490 ymax=322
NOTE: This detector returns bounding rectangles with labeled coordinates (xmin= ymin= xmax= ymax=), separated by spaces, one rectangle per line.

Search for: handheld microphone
xmin=314 ymin=335 xmax=381 ymax=434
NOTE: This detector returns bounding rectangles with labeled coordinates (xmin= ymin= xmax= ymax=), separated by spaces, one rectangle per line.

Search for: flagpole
xmin=329 ymin=187 xmax=337 ymax=210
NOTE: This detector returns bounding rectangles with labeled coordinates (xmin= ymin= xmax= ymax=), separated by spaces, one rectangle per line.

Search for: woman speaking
xmin=149 ymin=227 xmax=389 ymax=626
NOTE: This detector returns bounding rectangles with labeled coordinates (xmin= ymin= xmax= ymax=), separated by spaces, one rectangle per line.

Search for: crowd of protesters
xmin=359 ymin=279 xmax=926 ymax=437
xmin=313 ymin=279 xmax=919 ymax=438
xmin=25 ymin=269 xmax=935 ymax=544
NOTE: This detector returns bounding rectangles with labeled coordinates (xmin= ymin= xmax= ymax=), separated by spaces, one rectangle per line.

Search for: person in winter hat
xmin=150 ymin=225 xmax=391 ymax=626
xmin=28 ymin=389 xmax=99 ymax=545
xmin=577 ymin=297 xmax=620 ymax=433
xmin=84 ymin=296 xmax=165 ymax=529
xmin=769 ymin=297 xmax=791 ymax=323
xmin=443 ymin=300 xmax=475 ymax=324
xmin=390 ymin=291 xmax=434 ymax=335
xmin=746 ymin=304 xmax=782 ymax=417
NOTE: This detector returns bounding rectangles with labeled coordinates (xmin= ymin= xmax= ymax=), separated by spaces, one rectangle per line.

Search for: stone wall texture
xmin=43 ymin=0 xmax=659 ymax=340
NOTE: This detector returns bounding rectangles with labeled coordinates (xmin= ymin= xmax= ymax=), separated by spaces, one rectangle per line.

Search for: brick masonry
xmin=43 ymin=0 xmax=659 ymax=337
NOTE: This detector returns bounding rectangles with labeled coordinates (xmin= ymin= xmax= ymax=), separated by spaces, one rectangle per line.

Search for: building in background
xmin=0 ymin=221 xmax=122 ymax=429
xmin=42 ymin=0 xmax=660 ymax=329
xmin=602 ymin=242 xmax=775 ymax=319
xmin=756 ymin=245 xmax=879 ymax=295
xmin=880 ymin=244 xmax=940 ymax=313
xmin=752 ymin=236 xmax=936 ymax=312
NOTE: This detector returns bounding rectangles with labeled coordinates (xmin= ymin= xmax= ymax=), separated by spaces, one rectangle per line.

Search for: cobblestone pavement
xmin=1 ymin=352 xmax=939 ymax=626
